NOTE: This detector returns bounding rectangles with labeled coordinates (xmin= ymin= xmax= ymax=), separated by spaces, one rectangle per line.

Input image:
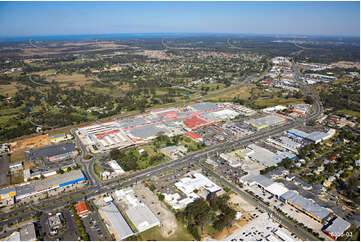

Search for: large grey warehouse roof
xmin=247 ymin=175 xmax=274 ymax=188
xmin=324 ymin=217 xmax=351 ymax=235
xmin=25 ymin=142 xmax=76 ymax=161
xmin=16 ymin=170 xmax=85 ymax=198
xmin=102 ymin=202 xmax=134 ymax=240
xmin=280 ymin=191 xmax=330 ymax=220
xmin=306 ymin=131 xmax=328 ymax=142
xmin=190 ymin=102 xmax=219 ymax=112
xmin=118 ymin=117 xmax=148 ymax=129
xmin=129 ymin=125 xmax=169 ymax=139
xmin=287 ymin=129 xmax=310 ymax=138
xmin=126 ymin=204 xmax=160 ymax=232
xmin=0 ymin=186 xmax=16 ymax=195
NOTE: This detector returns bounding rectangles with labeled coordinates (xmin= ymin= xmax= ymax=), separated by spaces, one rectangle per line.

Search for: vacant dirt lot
xmin=134 ymin=183 xmax=178 ymax=237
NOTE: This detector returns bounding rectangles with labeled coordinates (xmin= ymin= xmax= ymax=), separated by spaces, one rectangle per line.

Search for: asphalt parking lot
xmin=151 ymin=165 xmax=194 ymax=195
xmin=216 ymin=157 xmax=245 ymax=183
xmin=82 ymin=213 xmax=109 ymax=241
xmin=38 ymin=209 xmax=79 ymax=241
xmin=195 ymin=125 xmax=229 ymax=146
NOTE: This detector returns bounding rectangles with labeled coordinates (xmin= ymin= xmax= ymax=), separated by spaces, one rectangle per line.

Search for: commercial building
xmin=290 ymin=104 xmax=310 ymax=115
xmin=114 ymin=189 xmax=160 ymax=233
xmin=185 ymin=131 xmax=203 ymax=142
xmin=75 ymin=201 xmax=91 ymax=217
xmin=164 ymin=172 xmax=222 ymax=209
xmin=205 ymin=158 xmax=218 ymax=167
xmin=49 ymin=133 xmax=66 ymax=143
xmin=0 ymin=187 xmax=16 ymax=207
xmin=9 ymin=162 xmax=23 ymax=174
xmin=287 ymin=129 xmax=309 ymax=139
xmin=247 ymin=144 xmax=278 ymax=167
xmin=287 ymin=128 xmax=336 ymax=144
xmin=212 ymin=109 xmax=239 ymax=120
xmin=25 ymin=142 xmax=78 ymax=162
xmin=16 ymin=169 xmax=86 ymax=200
xmin=76 ymin=102 xmax=246 ymax=151
xmin=23 ymin=162 xmax=77 ymax=182
xmin=100 ymin=202 xmax=134 ymax=240
xmin=19 ymin=223 xmax=37 ymax=241
xmin=48 ymin=213 xmax=63 ymax=235
xmin=305 ymin=129 xmax=336 ymax=144
xmin=128 ymin=124 xmax=170 ymax=141
xmin=107 ymin=160 xmax=125 ymax=175
xmin=267 ymin=136 xmax=302 ymax=153
xmin=245 ymin=175 xmax=289 ymax=198
xmin=323 ymin=217 xmax=351 ymax=240
xmin=272 ymin=151 xmax=297 ymax=163
xmin=246 ymin=115 xmax=286 ymax=130
xmin=189 ymin=102 xmax=219 ymax=112
xmin=77 ymin=121 xmax=134 ymax=153
xmin=280 ymin=191 xmax=330 ymax=223
xmin=262 ymin=105 xmax=287 ymax=113
xmin=160 ymin=145 xmax=187 ymax=159
xmin=49 ymin=133 xmax=68 ymax=143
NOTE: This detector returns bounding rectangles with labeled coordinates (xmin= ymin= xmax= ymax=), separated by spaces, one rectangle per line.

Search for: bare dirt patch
xmin=134 ymin=183 xmax=178 ymax=237
xmin=0 ymin=82 xmax=26 ymax=96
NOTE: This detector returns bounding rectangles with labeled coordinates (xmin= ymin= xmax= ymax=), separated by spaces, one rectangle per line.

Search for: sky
xmin=0 ymin=1 xmax=359 ymax=37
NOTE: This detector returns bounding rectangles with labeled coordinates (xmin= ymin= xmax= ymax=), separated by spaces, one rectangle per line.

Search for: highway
xmin=0 ymin=64 xmax=324 ymax=240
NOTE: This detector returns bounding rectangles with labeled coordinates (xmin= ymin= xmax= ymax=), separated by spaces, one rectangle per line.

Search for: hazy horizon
xmin=0 ymin=1 xmax=360 ymax=38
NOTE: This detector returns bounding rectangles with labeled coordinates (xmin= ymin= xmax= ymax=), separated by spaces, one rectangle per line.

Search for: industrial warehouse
xmin=25 ymin=142 xmax=78 ymax=162
xmin=244 ymin=175 xmax=332 ymax=224
xmin=245 ymin=114 xmax=287 ymax=130
xmin=114 ymin=188 xmax=160 ymax=233
xmin=287 ymin=128 xmax=336 ymax=144
xmin=100 ymin=202 xmax=135 ymax=240
xmin=163 ymin=172 xmax=223 ymax=210
xmin=15 ymin=169 xmax=86 ymax=200
xmin=75 ymin=102 xmax=257 ymax=153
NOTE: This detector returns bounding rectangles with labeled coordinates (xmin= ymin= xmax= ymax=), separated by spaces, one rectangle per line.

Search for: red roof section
xmin=185 ymin=131 xmax=201 ymax=140
xmin=95 ymin=129 xmax=120 ymax=139
xmin=184 ymin=116 xmax=208 ymax=129
xmin=75 ymin=202 xmax=90 ymax=216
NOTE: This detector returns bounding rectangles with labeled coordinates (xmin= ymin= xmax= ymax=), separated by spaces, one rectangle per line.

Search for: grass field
xmin=254 ymin=97 xmax=304 ymax=108
xmin=336 ymin=109 xmax=360 ymax=118
xmin=93 ymin=160 xmax=104 ymax=178
xmin=197 ymin=83 xmax=225 ymax=91
xmin=49 ymin=73 xmax=92 ymax=89
xmin=135 ymin=222 xmax=194 ymax=241
xmin=46 ymin=126 xmax=72 ymax=136
xmin=0 ymin=83 xmax=23 ymax=96
xmin=202 ymin=85 xmax=253 ymax=102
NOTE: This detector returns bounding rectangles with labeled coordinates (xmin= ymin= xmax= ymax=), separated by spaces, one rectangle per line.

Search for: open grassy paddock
xmin=135 ymin=222 xmax=194 ymax=241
